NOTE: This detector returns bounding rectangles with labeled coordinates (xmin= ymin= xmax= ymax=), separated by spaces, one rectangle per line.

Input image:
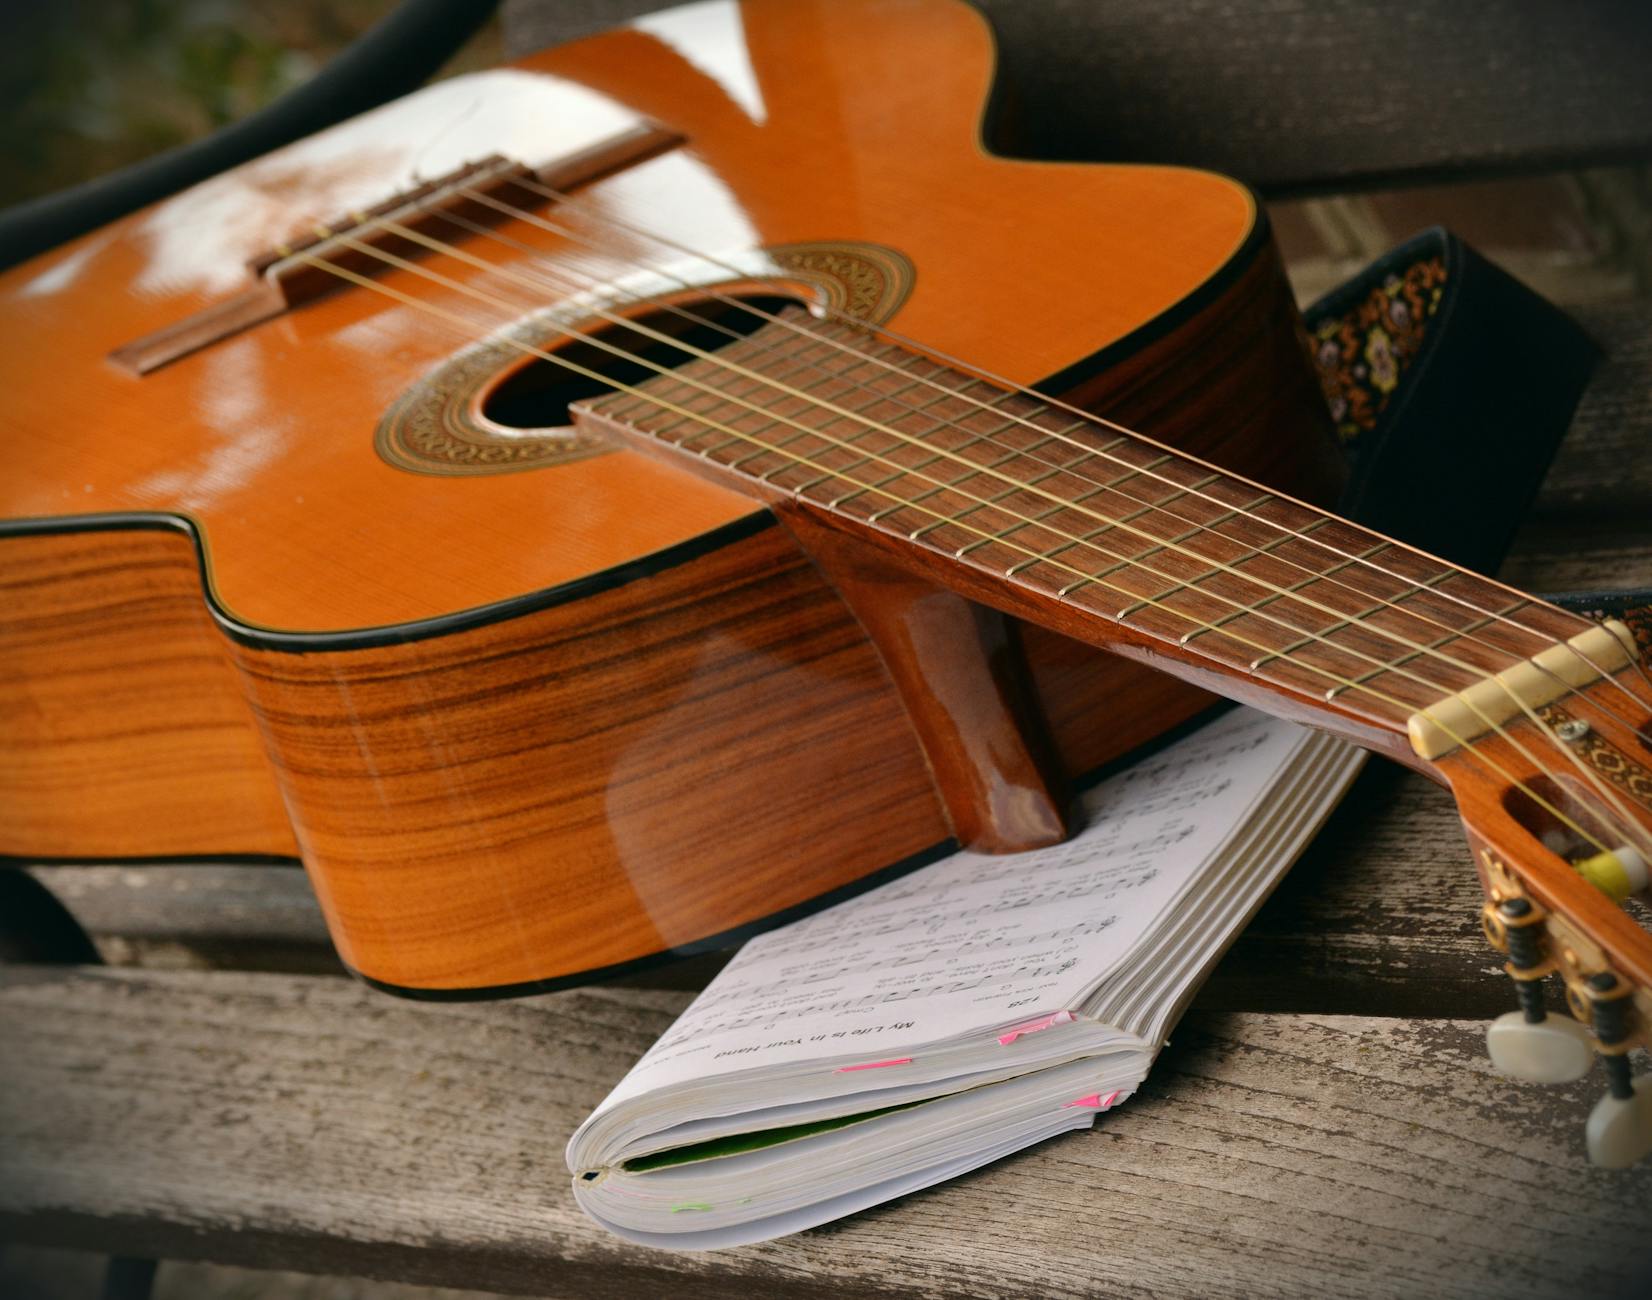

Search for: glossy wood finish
xmin=584 ymin=307 xmax=1652 ymax=1027
xmin=781 ymin=509 xmax=1069 ymax=854
xmin=0 ymin=528 xmax=295 ymax=861
xmin=0 ymin=0 xmax=1346 ymax=991
xmin=0 ymin=0 xmax=1255 ymax=634
xmin=1443 ymin=685 xmax=1652 ymax=1001
xmin=227 ymin=521 xmax=948 ymax=989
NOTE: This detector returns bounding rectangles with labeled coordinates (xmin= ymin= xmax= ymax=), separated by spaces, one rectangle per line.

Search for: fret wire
xmin=737 ymin=367 xmax=936 ymax=476
xmin=1324 ymin=600 xmax=1533 ymax=699
xmin=952 ymin=457 xmax=1217 ymax=555
xmin=434 ymin=200 xmax=1650 ymax=758
xmin=352 ymin=221 xmax=1565 ymax=711
xmin=1109 ymin=491 xmax=1273 ymax=616
xmin=469 ymin=176 xmax=1615 ymax=690
xmin=926 ymin=458 xmax=1079 ymax=547
xmin=855 ymin=405 xmax=1094 ymax=516
xmin=287 ymin=237 xmax=1638 ymax=868
xmin=442 ymin=198 xmax=1420 ymax=640
xmin=789 ymin=317 xmax=1622 ymax=713
xmin=848 ymin=432 xmax=1019 ymax=512
xmin=1177 ymin=522 xmax=1349 ymax=644
xmin=489 ymin=266 xmax=1636 ymax=831
xmin=1249 ymin=568 xmax=1459 ymax=672
xmin=768 ymin=364 xmax=947 ymax=478
xmin=1044 ymin=504 xmax=1186 ymax=594
xmin=834 ymin=382 xmax=1038 ymax=509
xmin=659 ymin=338 xmax=896 ymax=458
xmin=1044 ymin=478 xmax=1229 ymax=598
xmin=358 ymin=208 xmax=1644 ymax=806
xmin=974 ymin=471 xmax=1144 ymax=565
xmin=403 ymin=191 xmax=1652 ymax=863
xmin=1002 ymin=454 xmax=1191 ymax=579
xmin=913 ymin=424 xmax=1142 ymax=542
xmin=438 ymin=193 xmax=1610 ymax=718
xmin=986 ymin=450 xmax=1178 ymax=546
xmin=723 ymin=346 xmax=940 ymax=464
xmin=860 ymin=411 xmax=1074 ymax=519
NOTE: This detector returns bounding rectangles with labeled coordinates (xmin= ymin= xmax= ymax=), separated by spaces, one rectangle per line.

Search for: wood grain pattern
xmin=0 ymin=529 xmax=295 ymax=860
xmin=228 ymin=522 xmax=948 ymax=990
xmin=1531 ymin=300 xmax=1652 ymax=528
xmin=0 ymin=0 xmax=1255 ymax=633
xmin=2 ymin=966 xmax=1648 ymax=1299
xmin=780 ymin=509 xmax=1070 ymax=853
xmin=8 ymin=328 xmax=1651 ymax=1288
xmin=578 ymin=283 xmax=1652 ymax=1020
xmin=24 ymin=762 xmax=1636 ymax=1017
xmin=0 ymin=0 xmax=1355 ymax=991
xmin=4 ymin=767 xmax=1555 ymax=1014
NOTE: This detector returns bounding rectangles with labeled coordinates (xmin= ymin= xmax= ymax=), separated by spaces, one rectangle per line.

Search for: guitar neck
xmin=575 ymin=312 xmax=1605 ymax=770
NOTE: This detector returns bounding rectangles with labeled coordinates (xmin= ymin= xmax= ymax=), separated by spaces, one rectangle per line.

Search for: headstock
xmin=1435 ymin=649 xmax=1652 ymax=1167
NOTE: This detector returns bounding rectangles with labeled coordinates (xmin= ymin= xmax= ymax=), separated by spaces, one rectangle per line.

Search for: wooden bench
xmin=6 ymin=2 xmax=1652 ymax=1294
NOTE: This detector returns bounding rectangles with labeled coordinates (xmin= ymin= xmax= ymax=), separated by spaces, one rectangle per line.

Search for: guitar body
xmin=0 ymin=0 xmax=1337 ymax=993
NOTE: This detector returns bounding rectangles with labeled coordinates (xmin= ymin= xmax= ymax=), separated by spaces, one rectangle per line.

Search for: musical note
xmin=599 ymin=709 xmax=1306 ymax=1105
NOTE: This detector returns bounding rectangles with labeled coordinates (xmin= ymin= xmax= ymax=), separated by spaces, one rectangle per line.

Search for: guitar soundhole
xmin=481 ymin=293 xmax=804 ymax=431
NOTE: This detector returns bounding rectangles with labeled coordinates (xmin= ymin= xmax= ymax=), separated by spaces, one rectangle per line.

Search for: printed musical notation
xmin=598 ymin=709 xmax=1306 ymax=1110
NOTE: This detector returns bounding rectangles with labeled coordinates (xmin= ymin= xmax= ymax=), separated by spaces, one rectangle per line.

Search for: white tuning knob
xmin=1486 ymin=1011 xmax=1596 ymax=1083
xmin=1586 ymin=1075 xmax=1652 ymax=1169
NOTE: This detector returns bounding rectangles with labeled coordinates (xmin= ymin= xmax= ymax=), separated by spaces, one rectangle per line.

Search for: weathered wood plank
xmin=1500 ymin=532 xmax=1652 ymax=596
xmin=1205 ymin=763 xmax=1507 ymax=1019
xmin=12 ymin=777 xmax=1515 ymax=1019
xmin=20 ymin=864 xmax=339 ymax=975
xmin=1534 ymin=300 xmax=1652 ymax=525
xmin=1 ymin=967 xmax=1647 ymax=1299
xmin=500 ymin=0 xmax=1652 ymax=194
xmin=14 ymin=291 xmax=1650 ymax=1021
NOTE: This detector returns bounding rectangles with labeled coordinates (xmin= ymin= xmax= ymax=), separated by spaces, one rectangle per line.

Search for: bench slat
xmin=500 ymin=1 xmax=1652 ymax=194
xmin=1 ymin=967 xmax=1647 ymax=1298
xmin=20 ymin=766 xmax=1512 ymax=1020
xmin=1533 ymin=301 xmax=1652 ymax=523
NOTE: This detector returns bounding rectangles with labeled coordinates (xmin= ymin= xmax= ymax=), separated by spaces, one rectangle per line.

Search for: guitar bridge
xmin=109 ymin=124 xmax=682 ymax=376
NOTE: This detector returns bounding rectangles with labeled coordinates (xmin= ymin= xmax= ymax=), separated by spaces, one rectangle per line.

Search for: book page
xmin=594 ymin=709 xmax=1310 ymax=1112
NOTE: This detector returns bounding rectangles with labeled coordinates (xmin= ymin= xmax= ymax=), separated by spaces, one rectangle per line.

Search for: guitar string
xmin=276 ymin=238 xmax=1633 ymax=866
xmin=334 ymin=214 xmax=1652 ymax=854
xmin=485 ymin=176 xmax=1638 ymax=700
xmin=417 ymin=200 xmax=1652 ymax=747
xmin=429 ymin=186 xmax=1652 ymax=845
xmin=303 ymin=215 xmax=1652 ymax=858
xmin=475 ymin=184 xmax=1652 ymax=753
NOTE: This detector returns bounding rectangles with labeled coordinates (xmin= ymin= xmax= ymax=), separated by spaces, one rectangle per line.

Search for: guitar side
xmin=0 ymin=0 xmax=1336 ymax=992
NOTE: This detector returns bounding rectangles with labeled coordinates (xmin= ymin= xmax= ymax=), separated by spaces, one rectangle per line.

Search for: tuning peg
xmin=1487 ymin=1010 xmax=1595 ymax=1083
xmin=1587 ymin=1076 xmax=1652 ymax=1169
xmin=1484 ymin=897 xmax=1594 ymax=1084
xmin=1582 ymin=970 xmax=1652 ymax=1168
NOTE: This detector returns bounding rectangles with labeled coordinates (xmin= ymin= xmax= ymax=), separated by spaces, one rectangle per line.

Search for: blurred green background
xmin=0 ymin=0 xmax=500 ymax=208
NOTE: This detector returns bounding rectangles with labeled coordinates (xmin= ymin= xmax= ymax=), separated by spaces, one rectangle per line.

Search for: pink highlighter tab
xmin=1062 ymin=1090 xmax=1121 ymax=1110
xmin=836 ymin=1057 xmax=913 ymax=1073
xmin=997 ymin=1010 xmax=1075 ymax=1045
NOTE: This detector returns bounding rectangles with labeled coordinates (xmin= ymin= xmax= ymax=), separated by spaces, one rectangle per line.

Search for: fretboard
xmin=576 ymin=312 xmax=1594 ymax=756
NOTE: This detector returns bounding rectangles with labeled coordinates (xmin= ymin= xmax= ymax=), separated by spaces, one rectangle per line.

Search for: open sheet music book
xmin=567 ymin=708 xmax=1365 ymax=1249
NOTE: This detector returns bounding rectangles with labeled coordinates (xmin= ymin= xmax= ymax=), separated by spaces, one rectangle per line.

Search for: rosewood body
xmin=0 ymin=0 xmax=1337 ymax=992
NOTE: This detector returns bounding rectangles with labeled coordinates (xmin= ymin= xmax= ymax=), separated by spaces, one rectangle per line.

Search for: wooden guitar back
xmin=0 ymin=0 xmax=1336 ymax=991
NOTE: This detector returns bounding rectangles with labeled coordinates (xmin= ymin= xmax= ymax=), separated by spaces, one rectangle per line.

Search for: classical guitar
xmin=2 ymin=0 xmax=1648 ymax=1160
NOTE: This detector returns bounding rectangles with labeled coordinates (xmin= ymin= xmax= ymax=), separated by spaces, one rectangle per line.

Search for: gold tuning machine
xmin=1478 ymin=855 xmax=1651 ymax=1165
xmin=1580 ymin=970 xmax=1652 ymax=1168
xmin=1481 ymin=895 xmax=1594 ymax=1083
